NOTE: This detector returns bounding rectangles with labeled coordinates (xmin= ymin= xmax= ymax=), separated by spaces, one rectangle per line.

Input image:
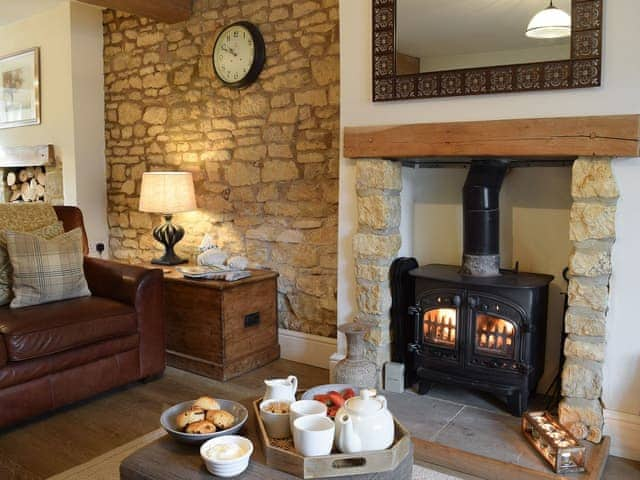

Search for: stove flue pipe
xmin=461 ymin=160 xmax=508 ymax=276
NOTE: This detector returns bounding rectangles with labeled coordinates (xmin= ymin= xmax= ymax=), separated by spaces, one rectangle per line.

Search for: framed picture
xmin=0 ymin=47 xmax=40 ymax=129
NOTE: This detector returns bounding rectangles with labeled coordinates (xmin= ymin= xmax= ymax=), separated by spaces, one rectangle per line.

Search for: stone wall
xmin=559 ymin=157 xmax=618 ymax=443
xmin=353 ymin=159 xmax=402 ymax=380
xmin=103 ymin=0 xmax=339 ymax=337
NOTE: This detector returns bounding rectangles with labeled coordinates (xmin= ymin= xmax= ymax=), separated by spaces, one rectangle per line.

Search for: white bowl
xmin=200 ymin=435 xmax=253 ymax=478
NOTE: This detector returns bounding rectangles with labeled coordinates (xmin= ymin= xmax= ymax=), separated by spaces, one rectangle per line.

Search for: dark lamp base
xmin=151 ymin=214 xmax=188 ymax=266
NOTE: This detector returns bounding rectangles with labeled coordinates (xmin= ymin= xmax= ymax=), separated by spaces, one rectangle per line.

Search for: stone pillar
xmin=559 ymin=157 xmax=618 ymax=443
xmin=352 ymin=159 xmax=402 ymax=384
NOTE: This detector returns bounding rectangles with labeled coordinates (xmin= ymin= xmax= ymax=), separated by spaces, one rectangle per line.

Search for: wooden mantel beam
xmin=343 ymin=115 xmax=640 ymax=159
xmin=80 ymin=0 xmax=192 ymax=24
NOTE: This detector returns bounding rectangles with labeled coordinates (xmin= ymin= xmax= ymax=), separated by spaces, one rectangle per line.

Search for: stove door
xmin=417 ymin=289 xmax=463 ymax=365
xmin=466 ymin=292 xmax=525 ymax=372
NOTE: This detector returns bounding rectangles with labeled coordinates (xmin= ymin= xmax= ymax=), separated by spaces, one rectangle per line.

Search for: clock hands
xmin=221 ymin=45 xmax=238 ymax=57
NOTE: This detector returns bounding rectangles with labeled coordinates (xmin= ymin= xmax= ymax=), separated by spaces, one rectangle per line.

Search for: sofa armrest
xmin=83 ymin=257 xmax=165 ymax=377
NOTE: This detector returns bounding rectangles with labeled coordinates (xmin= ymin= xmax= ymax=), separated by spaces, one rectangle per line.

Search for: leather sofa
xmin=0 ymin=206 xmax=165 ymax=428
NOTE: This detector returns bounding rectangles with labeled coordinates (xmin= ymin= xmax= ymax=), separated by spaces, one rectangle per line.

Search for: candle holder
xmin=522 ymin=411 xmax=586 ymax=474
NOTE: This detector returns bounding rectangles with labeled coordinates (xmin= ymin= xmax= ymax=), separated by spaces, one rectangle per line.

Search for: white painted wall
xmin=339 ymin=0 xmax=640 ymax=431
xmin=0 ymin=1 xmax=107 ymax=254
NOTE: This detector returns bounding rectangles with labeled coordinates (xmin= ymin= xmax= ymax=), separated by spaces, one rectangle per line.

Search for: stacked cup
xmin=290 ymin=400 xmax=334 ymax=457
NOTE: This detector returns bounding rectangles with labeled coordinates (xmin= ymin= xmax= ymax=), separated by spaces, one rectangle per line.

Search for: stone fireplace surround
xmin=342 ymin=115 xmax=640 ymax=446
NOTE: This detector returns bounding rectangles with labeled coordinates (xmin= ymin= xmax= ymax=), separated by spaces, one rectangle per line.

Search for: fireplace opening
xmin=1 ymin=166 xmax=47 ymax=203
xmin=391 ymin=159 xmax=556 ymax=416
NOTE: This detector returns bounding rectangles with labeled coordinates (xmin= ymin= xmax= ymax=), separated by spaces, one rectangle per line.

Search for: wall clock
xmin=212 ymin=21 xmax=266 ymax=88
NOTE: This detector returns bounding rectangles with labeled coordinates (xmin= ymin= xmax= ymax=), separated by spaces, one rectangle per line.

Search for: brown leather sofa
xmin=0 ymin=206 xmax=165 ymax=428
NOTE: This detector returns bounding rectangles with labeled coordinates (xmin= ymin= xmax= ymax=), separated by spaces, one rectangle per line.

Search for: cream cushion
xmin=6 ymin=228 xmax=90 ymax=308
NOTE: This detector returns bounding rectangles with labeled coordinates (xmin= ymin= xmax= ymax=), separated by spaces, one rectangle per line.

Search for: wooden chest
xmin=160 ymin=268 xmax=280 ymax=381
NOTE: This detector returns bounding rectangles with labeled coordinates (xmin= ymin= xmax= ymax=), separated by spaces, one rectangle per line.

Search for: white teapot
xmin=263 ymin=375 xmax=298 ymax=402
xmin=334 ymin=389 xmax=394 ymax=453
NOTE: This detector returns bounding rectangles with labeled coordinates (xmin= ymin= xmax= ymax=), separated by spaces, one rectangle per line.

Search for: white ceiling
xmin=397 ymin=0 xmax=571 ymax=58
xmin=0 ymin=0 xmax=69 ymax=26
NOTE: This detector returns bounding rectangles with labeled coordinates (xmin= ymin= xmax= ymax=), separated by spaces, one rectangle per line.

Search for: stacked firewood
xmin=6 ymin=167 xmax=46 ymax=202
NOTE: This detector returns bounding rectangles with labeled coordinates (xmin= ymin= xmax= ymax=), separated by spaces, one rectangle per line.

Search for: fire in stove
xmin=476 ymin=314 xmax=515 ymax=357
xmin=423 ymin=308 xmax=457 ymax=346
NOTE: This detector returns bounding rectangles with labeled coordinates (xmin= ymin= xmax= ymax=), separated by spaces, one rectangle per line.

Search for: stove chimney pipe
xmin=461 ymin=160 xmax=508 ymax=276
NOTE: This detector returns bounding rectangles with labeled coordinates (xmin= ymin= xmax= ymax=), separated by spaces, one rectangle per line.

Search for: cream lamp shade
xmin=139 ymin=171 xmax=197 ymax=214
xmin=526 ymin=1 xmax=571 ymax=39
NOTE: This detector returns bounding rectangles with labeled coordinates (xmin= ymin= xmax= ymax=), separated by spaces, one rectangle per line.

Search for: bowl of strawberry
xmin=301 ymin=384 xmax=359 ymax=418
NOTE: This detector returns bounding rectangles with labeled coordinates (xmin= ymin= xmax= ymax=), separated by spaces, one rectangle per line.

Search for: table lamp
xmin=139 ymin=171 xmax=197 ymax=265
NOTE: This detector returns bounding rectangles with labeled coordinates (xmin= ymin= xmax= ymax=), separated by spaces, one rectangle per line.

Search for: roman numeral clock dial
xmin=212 ymin=22 xmax=266 ymax=88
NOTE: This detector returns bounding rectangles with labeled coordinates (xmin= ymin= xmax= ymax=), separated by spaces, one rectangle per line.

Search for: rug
xmin=50 ymin=429 xmax=464 ymax=479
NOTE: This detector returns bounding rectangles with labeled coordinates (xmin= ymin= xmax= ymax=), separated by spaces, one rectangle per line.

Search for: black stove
xmin=390 ymin=160 xmax=553 ymax=416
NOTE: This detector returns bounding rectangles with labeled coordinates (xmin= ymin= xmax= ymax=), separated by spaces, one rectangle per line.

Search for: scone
xmin=206 ymin=409 xmax=235 ymax=430
xmin=176 ymin=406 xmax=205 ymax=430
xmin=185 ymin=420 xmax=216 ymax=434
xmin=193 ymin=396 xmax=220 ymax=411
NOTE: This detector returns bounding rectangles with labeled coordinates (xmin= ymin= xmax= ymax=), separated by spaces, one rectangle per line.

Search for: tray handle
xmin=331 ymin=457 xmax=367 ymax=469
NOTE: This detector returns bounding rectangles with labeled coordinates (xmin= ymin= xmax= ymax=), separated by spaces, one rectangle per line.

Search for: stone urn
xmin=334 ymin=322 xmax=377 ymax=388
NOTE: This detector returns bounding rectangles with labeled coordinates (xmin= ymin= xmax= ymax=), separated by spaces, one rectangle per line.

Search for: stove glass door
xmin=423 ymin=307 xmax=457 ymax=348
xmin=474 ymin=313 xmax=516 ymax=358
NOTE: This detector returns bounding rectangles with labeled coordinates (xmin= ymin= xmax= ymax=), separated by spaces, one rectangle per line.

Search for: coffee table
xmin=120 ymin=399 xmax=413 ymax=480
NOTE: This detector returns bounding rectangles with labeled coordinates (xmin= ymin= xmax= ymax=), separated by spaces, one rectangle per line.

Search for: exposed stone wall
xmin=353 ymin=159 xmax=402 ymax=382
xmin=559 ymin=157 xmax=618 ymax=443
xmin=103 ymin=0 xmax=339 ymax=337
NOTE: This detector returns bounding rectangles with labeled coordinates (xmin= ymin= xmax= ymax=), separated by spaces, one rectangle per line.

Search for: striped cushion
xmin=0 ymin=222 xmax=65 ymax=306
xmin=6 ymin=228 xmax=90 ymax=308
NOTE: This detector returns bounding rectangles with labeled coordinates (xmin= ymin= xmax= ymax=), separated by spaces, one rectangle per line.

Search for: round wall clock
xmin=212 ymin=21 xmax=266 ymax=88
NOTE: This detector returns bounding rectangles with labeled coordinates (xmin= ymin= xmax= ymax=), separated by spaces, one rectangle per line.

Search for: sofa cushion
xmin=0 ymin=296 xmax=137 ymax=362
xmin=0 ymin=339 xmax=5 ymax=368
xmin=7 ymin=228 xmax=91 ymax=308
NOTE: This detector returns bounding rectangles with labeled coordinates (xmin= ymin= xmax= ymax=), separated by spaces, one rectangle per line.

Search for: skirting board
xmin=278 ymin=329 xmax=336 ymax=370
xmin=604 ymin=409 xmax=640 ymax=461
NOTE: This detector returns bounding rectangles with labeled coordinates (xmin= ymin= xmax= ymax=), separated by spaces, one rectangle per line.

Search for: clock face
xmin=213 ymin=22 xmax=265 ymax=88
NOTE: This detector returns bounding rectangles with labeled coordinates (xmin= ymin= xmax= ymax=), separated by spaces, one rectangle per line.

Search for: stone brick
xmin=225 ymin=162 xmax=261 ymax=187
xmin=572 ymin=158 xmax=619 ymax=199
xmin=564 ymin=335 xmax=606 ymax=362
xmin=569 ymin=246 xmax=612 ymax=277
xmin=355 ymin=264 xmax=389 ymax=283
xmin=570 ymin=202 xmax=616 ymax=242
xmin=353 ymin=233 xmax=401 ymax=259
xmin=568 ymin=278 xmax=609 ymax=312
xmin=142 ymin=106 xmax=168 ymax=125
xmin=311 ymin=56 xmax=339 ymax=86
xmin=356 ymin=282 xmax=392 ymax=315
xmin=358 ymin=195 xmax=401 ymax=231
xmin=558 ymin=398 xmax=603 ymax=443
xmin=129 ymin=211 xmax=152 ymax=229
xmin=565 ymin=307 xmax=606 ymax=336
xmin=561 ymin=359 xmax=602 ymax=399
xmin=356 ymin=159 xmax=402 ymax=191
xmin=117 ymin=103 xmax=142 ymax=125
xmin=262 ymin=161 xmax=298 ymax=182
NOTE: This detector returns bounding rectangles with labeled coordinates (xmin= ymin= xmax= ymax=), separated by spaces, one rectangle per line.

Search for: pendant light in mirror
xmin=526 ymin=1 xmax=571 ymax=39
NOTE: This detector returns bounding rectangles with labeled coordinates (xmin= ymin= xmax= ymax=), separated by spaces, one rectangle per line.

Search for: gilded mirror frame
xmin=372 ymin=0 xmax=603 ymax=101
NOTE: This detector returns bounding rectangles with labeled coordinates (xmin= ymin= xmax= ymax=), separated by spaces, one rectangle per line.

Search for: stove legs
xmin=506 ymin=391 xmax=525 ymax=416
xmin=417 ymin=380 xmax=433 ymax=395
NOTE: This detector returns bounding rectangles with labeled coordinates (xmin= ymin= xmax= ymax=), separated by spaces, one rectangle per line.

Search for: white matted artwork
xmin=0 ymin=47 xmax=40 ymax=129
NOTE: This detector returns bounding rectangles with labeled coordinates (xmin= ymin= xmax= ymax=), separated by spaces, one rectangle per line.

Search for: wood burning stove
xmin=390 ymin=160 xmax=553 ymax=416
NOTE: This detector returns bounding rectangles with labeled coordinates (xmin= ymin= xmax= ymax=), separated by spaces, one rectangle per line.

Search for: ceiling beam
xmin=343 ymin=115 xmax=640 ymax=159
xmin=80 ymin=0 xmax=192 ymax=24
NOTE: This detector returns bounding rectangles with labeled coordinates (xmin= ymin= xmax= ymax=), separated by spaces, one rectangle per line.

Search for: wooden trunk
xmin=162 ymin=269 xmax=280 ymax=381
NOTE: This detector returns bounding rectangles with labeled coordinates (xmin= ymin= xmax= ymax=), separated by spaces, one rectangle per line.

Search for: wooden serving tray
xmin=252 ymin=398 xmax=412 ymax=479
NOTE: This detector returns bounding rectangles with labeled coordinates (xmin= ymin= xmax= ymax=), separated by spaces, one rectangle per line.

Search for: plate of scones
xmin=160 ymin=396 xmax=248 ymax=444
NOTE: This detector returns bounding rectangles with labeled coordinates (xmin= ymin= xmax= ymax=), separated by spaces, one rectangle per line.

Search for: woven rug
xmin=50 ymin=429 xmax=464 ymax=479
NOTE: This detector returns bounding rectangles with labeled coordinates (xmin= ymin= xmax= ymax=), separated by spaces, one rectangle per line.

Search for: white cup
xmin=293 ymin=415 xmax=335 ymax=457
xmin=289 ymin=400 xmax=327 ymax=431
xmin=259 ymin=399 xmax=292 ymax=439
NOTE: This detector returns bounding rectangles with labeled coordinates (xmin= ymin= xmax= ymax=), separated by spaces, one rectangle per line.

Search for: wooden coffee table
xmin=120 ymin=399 xmax=413 ymax=480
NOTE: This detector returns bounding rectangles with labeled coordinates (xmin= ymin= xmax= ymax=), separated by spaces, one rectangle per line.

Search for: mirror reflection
xmin=396 ymin=0 xmax=572 ymax=75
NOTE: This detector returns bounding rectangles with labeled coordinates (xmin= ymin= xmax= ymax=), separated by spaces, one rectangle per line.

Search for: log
xmin=9 ymin=191 xmax=21 ymax=202
xmin=35 ymin=184 xmax=45 ymax=199
xmin=18 ymin=169 xmax=28 ymax=183
xmin=36 ymin=172 xmax=46 ymax=185
xmin=6 ymin=172 xmax=15 ymax=186
xmin=26 ymin=167 xmax=35 ymax=179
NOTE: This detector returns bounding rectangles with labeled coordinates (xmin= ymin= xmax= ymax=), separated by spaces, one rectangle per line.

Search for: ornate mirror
xmin=372 ymin=0 xmax=603 ymax=101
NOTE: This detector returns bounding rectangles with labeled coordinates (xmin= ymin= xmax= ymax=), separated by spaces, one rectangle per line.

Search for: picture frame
xmin=0 ymin=47 xmax=40 ymax=129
